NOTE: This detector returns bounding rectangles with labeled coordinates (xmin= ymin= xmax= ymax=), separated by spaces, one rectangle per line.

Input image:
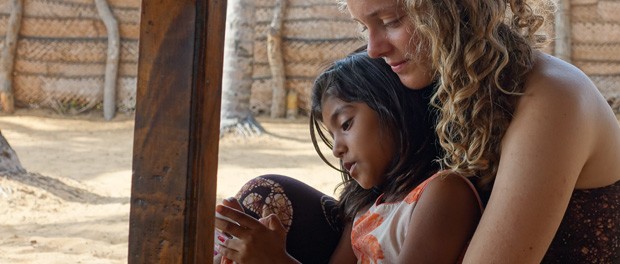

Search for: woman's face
xmin=346 ymin=0 xmax=434 ymax=89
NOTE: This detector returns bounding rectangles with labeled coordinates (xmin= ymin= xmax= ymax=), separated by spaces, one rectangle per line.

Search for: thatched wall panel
xmin=572 ymin=0 xmax=598 ymax=5
xmin=49 ymin=0 xmax=140 ymax=9
xmin=17 ymin=38 xmax=139 ymax=63
xmin=572 ymin=44 xmax=620 ymax=61
xmin=590 ymin=75 xmax=620 ymax=97
xmin=14 ymin=74 xmax=136 ymax=109
xmin=254 ymin=38 xmax=363 ymax=64
xmin=253 ymin=63 xmax=271 ymax=79
xmin=250 ymin=78 xmax=315 ymax=114
xmin=256 ymin=5 xmax=347 ymax=22
xmin=0 ymin=2 xmax=11 ymax=12
xmin=571 ymin=5 xmax=599 ymax=23
xmin=573 ymin=23 xmax=620 ymax=44
xmin=23 ymin=1 xmax=139 ymax=25
xmin=250 ymin=79 xmax=271 ymax=115
xmin=598 ymin=1 xmax=620 ymax=23
xmin=253 ymin=62 xmax=324 ymax=79
xmin=574 ymin=61 xmax=620 ymax=75
xmin=285 ymin=62 xmax=323 ymax=78
xmin=20 ymin=17 xmax=139 ymax=39
xmin=283 ymin=20 xmax=361 ymax=39
xmin=0 ymin=15 xmax=7 ymax=36
xmin=254 ymin=0 xmax=334 ymax=7
xmin=15 ymin=58 xmax=138 ymax=77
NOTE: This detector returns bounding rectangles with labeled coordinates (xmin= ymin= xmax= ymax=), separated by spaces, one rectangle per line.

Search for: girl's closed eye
xmin=341 ymin=118 xmax=353 ymax=131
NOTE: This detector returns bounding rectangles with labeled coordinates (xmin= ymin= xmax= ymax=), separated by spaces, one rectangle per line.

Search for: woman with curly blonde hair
xmin=214 ymin=0 xmax=619 ymax=262
xmin=345 ymin=0 xmax=620 ymax=262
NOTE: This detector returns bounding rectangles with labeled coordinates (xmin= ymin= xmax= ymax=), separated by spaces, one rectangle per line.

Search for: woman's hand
xmin=215 ymin=203 xmax=300 ymax=264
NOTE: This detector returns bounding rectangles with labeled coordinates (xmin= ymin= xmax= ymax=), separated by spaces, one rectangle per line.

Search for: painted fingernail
xmin=217 ymin=235 xmax=226 ymax=242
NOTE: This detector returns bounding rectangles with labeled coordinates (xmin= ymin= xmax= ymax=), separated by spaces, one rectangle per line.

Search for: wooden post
xmin=554 ymin=0 xmax=571 ymax=62
xmin=0 ymin=0 xmax=23 ymax=114
xmin=127 ymin=0 xmax=226 ymax=263
xmin=94 ymin=0 xmax=121 ymax=120
xmin=268 ymin=0 xmax=287 ymax=118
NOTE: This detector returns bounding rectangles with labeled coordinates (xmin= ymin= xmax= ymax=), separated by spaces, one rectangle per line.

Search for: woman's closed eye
xmin=383 ymin=16 xmax=403 ymax=28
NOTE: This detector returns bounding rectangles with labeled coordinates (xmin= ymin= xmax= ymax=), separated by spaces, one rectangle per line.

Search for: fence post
xmin=268 ymin=0 xmax=286 ymax=118
xmin=94 ymin=0 xmax=120 ymax=120
xmin=554 ymin=0 xmax=571 ymax=62
xmin=0 ymin=0 xmax=23 ymax=114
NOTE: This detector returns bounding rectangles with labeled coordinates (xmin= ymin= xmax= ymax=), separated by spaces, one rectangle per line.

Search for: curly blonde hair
xmin=403 ymin=0 xmax=552 ymax=190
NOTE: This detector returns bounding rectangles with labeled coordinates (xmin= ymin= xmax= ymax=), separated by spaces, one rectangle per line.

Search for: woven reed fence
xmin=249 ymin=0 xmax=364 ymax=115
xmin=0 ymin=0 xmax=139 ymax=113
xmin=0 ymin=0 xmax=618 ymax=115
xmin=567 ymin=0 xmax=620 ymax=113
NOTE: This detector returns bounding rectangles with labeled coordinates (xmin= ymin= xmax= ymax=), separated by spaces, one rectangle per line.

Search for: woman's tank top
xmin=542 ymin=180 xmax=620 ymax=263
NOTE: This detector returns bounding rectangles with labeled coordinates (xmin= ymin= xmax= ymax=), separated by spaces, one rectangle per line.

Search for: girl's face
xmin=346 ymin=0 xmax=434 ymax=89
xmin=321 ymin=96 xmax=395 ymax=189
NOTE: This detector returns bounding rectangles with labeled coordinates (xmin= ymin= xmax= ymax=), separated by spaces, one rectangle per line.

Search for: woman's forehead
xmin=346 ymin=0 xmax=402 ymax=20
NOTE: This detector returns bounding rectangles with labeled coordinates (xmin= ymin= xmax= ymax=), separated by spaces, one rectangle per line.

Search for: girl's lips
xmin=343 ymin=162 xmax=355 ymax=174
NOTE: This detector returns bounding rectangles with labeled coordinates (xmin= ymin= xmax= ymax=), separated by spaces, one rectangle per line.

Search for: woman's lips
xmin=389 ymin=60 xmax=408 ymax=73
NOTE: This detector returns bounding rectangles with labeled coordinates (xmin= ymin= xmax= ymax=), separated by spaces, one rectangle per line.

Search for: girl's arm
xmin=329 ymin=221 xmax=357 ymax=264
xmin=463 ymin=55 xmax=599 ymax=263
xmin=398 ymin=173 xmax=481 ymax=263
xmin=215 ymin=204 xmax=300 ymax=264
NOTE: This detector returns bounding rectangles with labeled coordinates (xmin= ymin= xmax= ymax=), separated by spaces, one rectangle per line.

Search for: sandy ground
xmin=0 ymin=109 xmax=340 ymax=263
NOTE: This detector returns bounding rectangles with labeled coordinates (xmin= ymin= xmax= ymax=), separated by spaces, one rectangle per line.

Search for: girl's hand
xmin=215 ymin=205 xmax=299 ymax=264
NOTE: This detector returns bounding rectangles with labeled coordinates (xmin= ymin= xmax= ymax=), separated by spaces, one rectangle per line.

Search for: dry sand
xmin=0 ymin=109 xmax=340 ymax=263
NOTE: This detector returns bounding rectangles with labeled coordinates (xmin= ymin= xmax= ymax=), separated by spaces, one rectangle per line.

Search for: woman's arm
xmin=329 ymin=221 xmax=357 ymax=264
xmin=463 ymin=55 xmax=596 ymax=263
xmin=398 ymin=173 xmax=482 ymax=263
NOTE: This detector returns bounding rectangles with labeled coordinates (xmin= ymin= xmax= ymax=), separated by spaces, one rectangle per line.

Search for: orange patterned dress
xmin=351 ymin=172 xmax=482 ymax=263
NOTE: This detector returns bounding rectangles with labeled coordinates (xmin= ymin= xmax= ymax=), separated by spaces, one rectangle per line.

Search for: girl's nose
xmin=332 ymin=137 xmax=346 ymax=158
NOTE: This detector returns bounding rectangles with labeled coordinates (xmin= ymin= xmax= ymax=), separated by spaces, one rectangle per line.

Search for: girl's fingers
xmin=217 ymin=243 xmax=239 ymax=263
xmin=215 ymin=205 xmax=263 ymax=235
xmin=222 ymin=197 xmax=243 ymax=211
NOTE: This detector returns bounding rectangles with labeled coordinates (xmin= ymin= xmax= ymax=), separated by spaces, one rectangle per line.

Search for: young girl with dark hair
xmin=214 ymin=52 xmax=483 ymax=263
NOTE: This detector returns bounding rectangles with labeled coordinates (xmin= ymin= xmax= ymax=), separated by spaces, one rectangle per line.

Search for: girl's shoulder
xmin=404 ymin=171 xmax=483 ymax=211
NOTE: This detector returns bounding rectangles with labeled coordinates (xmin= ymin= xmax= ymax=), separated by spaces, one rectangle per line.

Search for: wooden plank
xmin=128 ymin=0 xmax=225 ymax=263
xmin=186 ymin=0 xmax=226 ymax=261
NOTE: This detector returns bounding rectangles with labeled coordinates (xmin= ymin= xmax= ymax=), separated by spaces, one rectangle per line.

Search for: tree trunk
xmin=95 ymin=0 xmax=121 ymax=120
xmin=0 ymin=0 xmax=23 ymax=114
xmin=0 ymin=130 xmax=25 ymax=174
xmin=220 ymin=0 xmax=264 ymax=136
xmin=268 ymin=0 xmax=286 ymax=118
xmin=554 ymin=0 xmax=571 ymax=62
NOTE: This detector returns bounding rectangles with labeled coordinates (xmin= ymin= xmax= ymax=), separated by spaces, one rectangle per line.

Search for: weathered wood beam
xmin=128 ymin=0 xmax=226 ymax=263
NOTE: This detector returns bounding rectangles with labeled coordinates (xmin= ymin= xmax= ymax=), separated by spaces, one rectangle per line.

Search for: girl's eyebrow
xmin=328 ymin=104 xmax=354 ymax=127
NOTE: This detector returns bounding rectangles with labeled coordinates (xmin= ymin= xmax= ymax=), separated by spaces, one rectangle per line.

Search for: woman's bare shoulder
xmin=514 ymin=51 xmax=620 ymax=187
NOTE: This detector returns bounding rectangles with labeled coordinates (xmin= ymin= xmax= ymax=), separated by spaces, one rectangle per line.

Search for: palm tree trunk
xmin=220 ymin=0 xmax=264 ymax=136
xmin=0 ymin=0 xmax=23 ymax=114
xmin=0 ymin=130 xmax=25 ymax=174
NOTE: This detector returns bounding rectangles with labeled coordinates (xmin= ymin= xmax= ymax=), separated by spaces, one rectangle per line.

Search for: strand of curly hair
xmin=404 ymin=0 xmax=550 ymax=191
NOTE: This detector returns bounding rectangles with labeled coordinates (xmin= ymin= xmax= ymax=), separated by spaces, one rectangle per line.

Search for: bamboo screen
xmin=0 ymin=0 xmax=618 ymax=116
xmin=0 ymin=0 xmax=140 ymax=114
xmin=249 ymin=0 xmax=364 ymax=115
xmin=568 ymin=0 xmax=620 ymax=113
